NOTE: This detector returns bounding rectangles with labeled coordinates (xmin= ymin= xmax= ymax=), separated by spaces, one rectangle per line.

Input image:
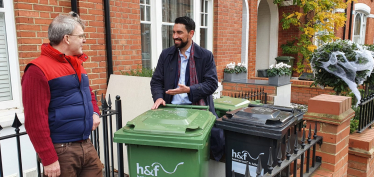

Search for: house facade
xmin=0 ymin=0 xmax=374 ymax=176
xmin=0 ymin=0 xmax=373 ymax=125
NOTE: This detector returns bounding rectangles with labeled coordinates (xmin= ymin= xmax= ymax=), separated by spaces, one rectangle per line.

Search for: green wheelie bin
xmin=214 ymin=96 xmax=263 ymax=117
xmin=113 ymin=104 xmax=216 ymax=177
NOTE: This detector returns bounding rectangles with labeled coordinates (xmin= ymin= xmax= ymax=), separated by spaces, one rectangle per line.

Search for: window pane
xmin=0 ymin=0 xmax=3 ymax=8
xmin=146 ymin=6 xmax=151 ymax=21
xmin=141 ymin=24 xmax=152 ymax=69
xmin=205 ymin=1 xmax=208 ymax=13
xmin=205 ymin=14 xmax=208 ymax=26
xmin=354 ymin=14 xmax=361 ymax=35
xmin=162 ymin=0 xmax=193 ymax=23
xmin=140 ymin=0 xmax=144 ymax=4
xmin=146 ymin=0 xmax=149 ymax=4
xmin=201 ymin=14 xmax=204 ymax=26
xmin=201 ymin=0 xmax=204 ymax=12
xmin=0 ymin=13 xmax=12 ymax=101
xmin=162 ymin=25 xmax=174 ymax=49
xmin=200 ymin=28 xmax=207 ymax=49
xmin=140 ymin=5 xmax=145 ymax=21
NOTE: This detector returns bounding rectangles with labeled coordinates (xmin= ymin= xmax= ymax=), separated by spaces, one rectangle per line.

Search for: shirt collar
xmin=178 ymin=44 xmax=192 ymax=60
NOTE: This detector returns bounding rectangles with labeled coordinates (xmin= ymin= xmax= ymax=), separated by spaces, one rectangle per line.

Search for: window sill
xmin=0 ymin=108 xmax=24 ymax=128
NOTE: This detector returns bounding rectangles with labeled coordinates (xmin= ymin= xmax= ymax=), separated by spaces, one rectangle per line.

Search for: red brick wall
xmin=213 ymin=0 xmax=243 ymax=81
xmin=366 ymin=18 xmax=374 ymax=45
xmin=14 ymin=0 xmax=142 ymax=102
xmin=277 ymin=5 xmax=302 ymax=76
xmin=109 ymin=0 xmax=142 ymax=74
xmin=247 ymin=0 xmax=258 ymax=79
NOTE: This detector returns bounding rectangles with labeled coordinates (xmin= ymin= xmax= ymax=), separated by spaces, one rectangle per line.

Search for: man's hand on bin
xmin=165 ymin=84 xmax=190 ymax=95
xmin=44 ymin=160 xmax=61 ymax=177
xmin=152 ymin=98 xmax=165 ymax=110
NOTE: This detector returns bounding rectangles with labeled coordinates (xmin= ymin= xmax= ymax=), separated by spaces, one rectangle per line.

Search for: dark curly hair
xmin=174 ymin=16 xmax=195 ymax=32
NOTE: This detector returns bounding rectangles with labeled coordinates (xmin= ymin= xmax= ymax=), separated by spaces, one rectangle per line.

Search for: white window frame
xmin=149 ymin=0 xmax=213 ymax=69
xmin=0 ymin=0 xmax=23 ymax=125
xmin=352 ymin=3 xmax=371 ymax=45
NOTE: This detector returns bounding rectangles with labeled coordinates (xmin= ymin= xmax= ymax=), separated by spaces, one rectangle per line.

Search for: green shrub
xmin=121 ymin=66 xmax=154 ymax=77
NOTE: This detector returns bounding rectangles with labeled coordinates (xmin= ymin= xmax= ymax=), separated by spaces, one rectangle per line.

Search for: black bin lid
xmin=215 ymin=106 xmax=300 ymax=140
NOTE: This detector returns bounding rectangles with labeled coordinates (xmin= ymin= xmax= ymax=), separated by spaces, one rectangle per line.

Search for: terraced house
xmin=0 ymin=0 xmax=374 ymax=176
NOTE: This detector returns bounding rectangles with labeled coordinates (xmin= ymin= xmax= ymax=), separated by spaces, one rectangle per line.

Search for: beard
xmin=174 ymin=38 xmax=189 ymax=49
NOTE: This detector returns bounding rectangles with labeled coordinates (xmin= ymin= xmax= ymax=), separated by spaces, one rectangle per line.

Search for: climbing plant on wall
xmin=273 ymin=0 xmax=351 ymax=74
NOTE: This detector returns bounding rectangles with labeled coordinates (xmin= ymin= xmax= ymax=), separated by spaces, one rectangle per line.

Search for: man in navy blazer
xmin=150 ymin=16 xmax=224 ymax=161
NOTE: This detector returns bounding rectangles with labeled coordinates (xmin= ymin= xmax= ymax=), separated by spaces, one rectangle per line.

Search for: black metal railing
xmin=232 ymin=122 xmax=323 ymax=177
xmin=357 ymin=91 xmax=374 ymax=133
xmin=0 ymin=114 xmax=27 ymax=177
xmin=92 ymin=93 xmax=125 ymax=177
xmin=0 ymin=94 xmax=125 ymax=177
xmin=226 ymin=87 xmax=268 ymax=104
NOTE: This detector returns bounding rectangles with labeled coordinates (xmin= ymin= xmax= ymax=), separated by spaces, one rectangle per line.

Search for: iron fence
xmin=0 ymin=114 xmax=26 ymax=177
xmin=227 ymin=87 xmax=268 ymax=104
xmin=357 ymin=91 xmax=374 ymax=133
xmin=0 ymin=94 xmax=125 ymax=177
xmin=232 ymin=122 xmax=323 ymax=177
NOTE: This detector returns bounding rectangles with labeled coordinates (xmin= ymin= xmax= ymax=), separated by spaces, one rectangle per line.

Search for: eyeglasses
xmin=68 ymin=34 xmax=86 ymax=40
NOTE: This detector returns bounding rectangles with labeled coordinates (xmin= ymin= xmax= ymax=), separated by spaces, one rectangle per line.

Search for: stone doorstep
xmin=349 ymin=128 xmax=374 ymax=155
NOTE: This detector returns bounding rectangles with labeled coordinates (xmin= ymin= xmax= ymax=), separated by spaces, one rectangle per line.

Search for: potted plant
xmin=223 ymin=62 xmax=247 ymax=82
xmin=266 ymin=62 xmax=292 ymax=86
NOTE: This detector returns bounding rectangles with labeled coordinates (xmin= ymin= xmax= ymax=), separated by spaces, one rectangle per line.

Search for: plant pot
xmin=268 ymin=75 xmax=291 ymax=86
xmin=223 ymin=72 xmax=247 ymax=82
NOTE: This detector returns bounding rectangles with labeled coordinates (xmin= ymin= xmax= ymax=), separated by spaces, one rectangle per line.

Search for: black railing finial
xmin=314 ymin=121 xmax=318 ymax=139
xmin=301 ymin=128 xmax=306 ymax=149
xmin=308 ymin=124 xmax=312 ymax=144
xmin=0 ymin=125 xmax=3 ymax=131
xmin=277 ymin=141 xmax=282 ymax=166
xmin=286 ymin=136 xmax=291 ymax=160
xmin=294 ymin=130 xmax=299 ymax=154
xmin=108 ymin=94 xmax=112 ymax=108
xmin=267 ymin=147 xmax=273 ymax=173
xmin=256 ymin=153 xmax=263 ymax=177
xmin=101 ymin=93 xmax=108 ymax=110
xmin=12 ymin=113 xmax=22 ymax=129
xmin=245 ymin=161 xmax=251 ymax=177
xmin=116 ymin=95 xmax=121 ymax=100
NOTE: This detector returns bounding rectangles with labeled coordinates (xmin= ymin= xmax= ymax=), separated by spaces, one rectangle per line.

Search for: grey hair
xmin=48 ymin=12 xmax=85 ymax=46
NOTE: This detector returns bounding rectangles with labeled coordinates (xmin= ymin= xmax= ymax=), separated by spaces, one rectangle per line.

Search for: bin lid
xmin=113 ymin=105 xmax=216 ymax=150
xmin=214 ymin=96 xmax=251 ymax=111
xmin=275 ymin=56 xmax=295 ymax=61
xmin=215 ymin=106 xmax=300 ymax=139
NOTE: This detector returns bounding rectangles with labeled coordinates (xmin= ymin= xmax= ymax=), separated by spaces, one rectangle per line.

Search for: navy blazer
xmin=150 ymin=43 xmax=224 ymax=161
xmin=151 ymin=43 xmax=218 ymax=115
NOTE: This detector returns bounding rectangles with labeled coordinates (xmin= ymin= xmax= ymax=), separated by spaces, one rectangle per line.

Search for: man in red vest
xmin=22 ymin=12 xmax=102 ymax=177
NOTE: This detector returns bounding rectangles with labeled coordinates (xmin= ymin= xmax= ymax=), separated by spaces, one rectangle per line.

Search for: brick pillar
xmin=304 ymin=94 xmax=354 ymax=177
xmin=348 ymin=127 xmax=374 ymax=176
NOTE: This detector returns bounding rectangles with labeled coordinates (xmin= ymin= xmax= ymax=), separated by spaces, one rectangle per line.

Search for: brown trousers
xmin=41 ymin=139 xmax=103 ymax=177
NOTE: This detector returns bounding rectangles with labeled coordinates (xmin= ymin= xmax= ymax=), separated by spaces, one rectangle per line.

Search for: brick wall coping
xmin=349 ymin=128 xmax=374 ymax=157
xmin=348 ymin=147 xmax=374 ymax=158
xmin=303 ymin=109 xmax=355 ymax=125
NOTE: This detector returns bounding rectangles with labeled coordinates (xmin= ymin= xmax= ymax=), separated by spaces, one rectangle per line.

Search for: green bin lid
xmin=275 ymin=56 xmax=295 ymax=61
xmin=113 ymin=105 xmax=216 ymax=150
xmin=214 ymin=96 xmax=252 ymax=111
